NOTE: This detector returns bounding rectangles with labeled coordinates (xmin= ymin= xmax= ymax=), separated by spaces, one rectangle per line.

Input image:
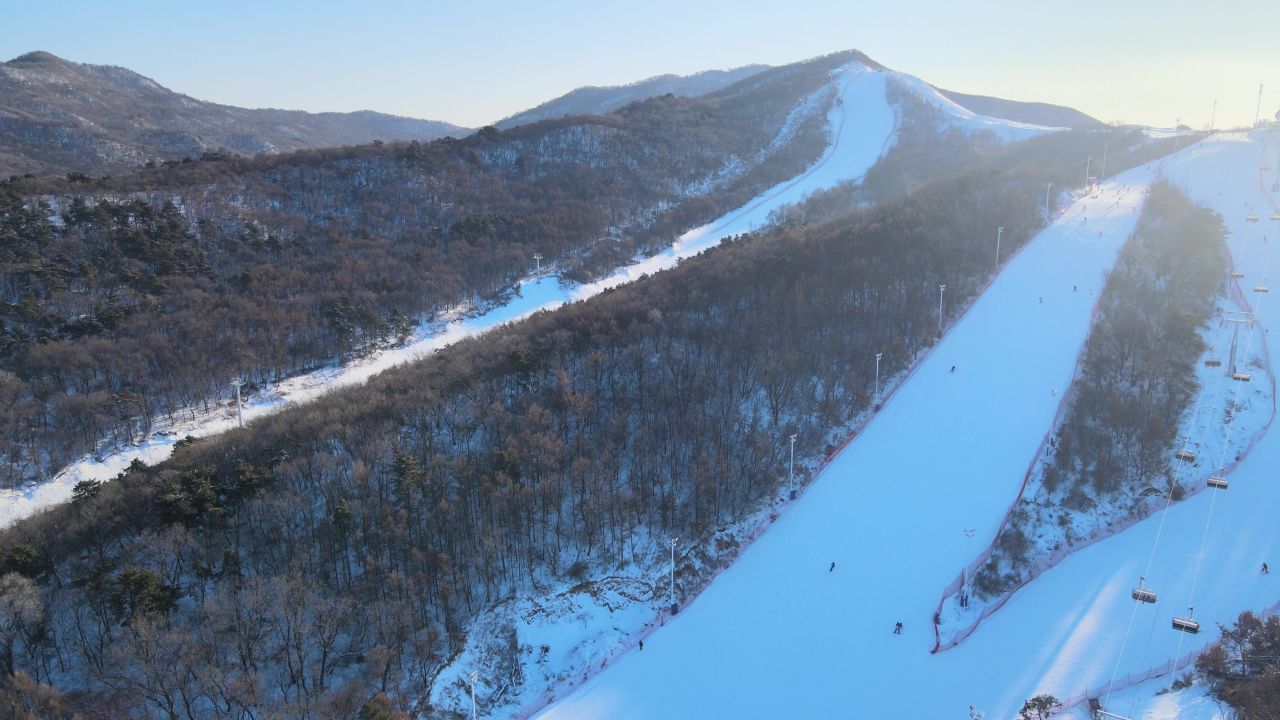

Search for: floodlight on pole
xmin=1256 ymin=84 xmax=1264 ymax=128
xmin=230 ymin=378 xmax=245 ymax=429
xmin=995 ymin=226 xmax=1003 ymax=268
xmin=1044 ymin=182 xmax=1053 ymax=223
xmin=1100 ymin=142 xmax=1109 ymax=180
xmin=874 ymin=352 xmax=883 ymax=402
xmin=1211 ymin=99 xmax=1218 ymax=132
xmin=1085 ymin=156 xmax=1092 ymax=189
xmin=788 ymin=433 xmax=797 ymax=499
xmin=669 ymin=537 xmax=679 ymax=613
xmin=938 ymin=284 xmax=946 ymax=333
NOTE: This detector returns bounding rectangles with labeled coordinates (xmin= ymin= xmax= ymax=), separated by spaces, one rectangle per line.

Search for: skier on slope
xmin=829 ymin=561 xmax=836 ymax=572
xmin=1263 ymin=563 xmax=1270 ymax=574
xmin=893 ymin=621 xmax=903 ymax=634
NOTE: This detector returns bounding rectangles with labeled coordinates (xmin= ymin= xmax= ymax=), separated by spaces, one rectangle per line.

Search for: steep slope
xmin=0 ymin=51 xmax=467 ymax=176
xmin=536 ymin=132 xmax=1280 ymax=720
xmin=494 ymin=65 xmax=768 ymax=129
xmin=936 ymin=86 xmax=1104 ymax=129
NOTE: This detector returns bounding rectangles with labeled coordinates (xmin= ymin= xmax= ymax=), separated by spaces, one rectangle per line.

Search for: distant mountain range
xmin=0 ymin=51 xmax=469 ymax=176
xmin=494 ymin=65 xmax=770 ymax=128
xmin=493 ymin=65 xmax=1102 ymax=132
xmin=0 ymin=50 xmax=1103 ymax=179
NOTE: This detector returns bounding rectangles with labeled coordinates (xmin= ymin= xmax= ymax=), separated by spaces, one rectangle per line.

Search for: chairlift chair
xmin=1204 ymin=358 xmax=1222 ymax=367
xmin=1272 ymin=214 xmax=1280 ymax=221
xmin=1255 ymin=284 xmax=1270 ymax=293
xmin=1131 ymin=577 xmax=1157 ymax=604
xmin=1208 ymin=473 xmax=1229 ymax=490
xmin=1247 ymin=215 xmax=1260 ymax=222
xmin=1175 ymin=449 xmax=1197 ymax=462
xmin=1233 ymin=371 xmax=1253 ymax=382
xmin=1172 ymin=608 xmax=1201 ymax=634
xmin=1231 ymin=271 xmax=1246 ymax=279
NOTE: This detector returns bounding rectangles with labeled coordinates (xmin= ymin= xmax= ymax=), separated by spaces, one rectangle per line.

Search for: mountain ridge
xmin=0 ymin=50 xmax=469 ymax=176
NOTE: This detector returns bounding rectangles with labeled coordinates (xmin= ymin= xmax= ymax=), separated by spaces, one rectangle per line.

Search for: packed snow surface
xmin=535 ymin=131 xmax=1280 ymax=719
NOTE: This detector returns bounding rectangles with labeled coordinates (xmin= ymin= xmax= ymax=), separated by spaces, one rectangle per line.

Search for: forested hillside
xmin=1 ymin=51 xmax=861 ymax=489
xmin=0 ymin=128 xmax=1160 ymax=717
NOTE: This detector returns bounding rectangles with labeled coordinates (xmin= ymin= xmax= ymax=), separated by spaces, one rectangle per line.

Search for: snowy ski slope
xmin=1 ymin=61 xmax=1055 ymax=528
xmin=535 ymin=131 xmax=1280 ymax=719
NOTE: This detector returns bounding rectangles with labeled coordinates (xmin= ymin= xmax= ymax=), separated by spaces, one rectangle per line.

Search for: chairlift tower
xmin=532 ymin=253 xmax=543 ymax=273
xmin=1255 ymin=83 xmax=1264 ymax=128
xmin=1226 ymin=311 xmax=1256 ymax=376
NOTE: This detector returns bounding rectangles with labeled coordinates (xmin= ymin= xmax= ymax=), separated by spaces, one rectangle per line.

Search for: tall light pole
xmin=938 ymin=284 xmax=946 ymax=333
xmin=788 ymin=433 xmax=797 ymax=499
xmin=230 ymin=378 xmax=244 ymax=429
xmin=469 ymin=671 xmax=478 ymax=720
xmin=1174 ymin=117 xmax=1183 ymax=153
xmin=1100 ymin=142 xmax=1109 ymax=181
xmin=532 ymin=253 xmax=543 ymax=273
xmin=669 ymin=537 xmax=679 ymax=613
xmin=1084 ymin=156 xmax=1092 ymax=189
xmin=874 ymin=352 xmax=883 ymax=403
xmin=1256 ymin=84 xmax=1265 ymax=128
xmin=995 ymin=226 xmax=1004 ymax=268
xmin=1211 ymin=99 xmax=1218 ymax=132
xmin=1044 ymin=182 xmax=1053 ymax=223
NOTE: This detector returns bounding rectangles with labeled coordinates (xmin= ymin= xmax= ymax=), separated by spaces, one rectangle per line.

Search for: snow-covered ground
xmin=533 ymin=130 xmax=1280 ymax=720
xmin=940 ymin=279 xmax=1275 ymax=649
xmin=1 ymin=61 xmax=1056 ymax=529
xmin=889 ymin=71 xmax=1062 ymax=143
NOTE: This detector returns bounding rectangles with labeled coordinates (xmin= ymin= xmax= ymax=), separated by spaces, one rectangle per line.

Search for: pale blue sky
xmin=5 ymin=0 xmax=1278 ymax=129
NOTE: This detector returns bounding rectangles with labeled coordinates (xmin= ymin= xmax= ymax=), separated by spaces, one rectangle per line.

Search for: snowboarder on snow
xmin=893 ymin=621 xmax=903 ymax=634
xmin=829 ymin=561 xmax=836 ymax=572
xmin=950 ymin=365 xmax=956 ymax=373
